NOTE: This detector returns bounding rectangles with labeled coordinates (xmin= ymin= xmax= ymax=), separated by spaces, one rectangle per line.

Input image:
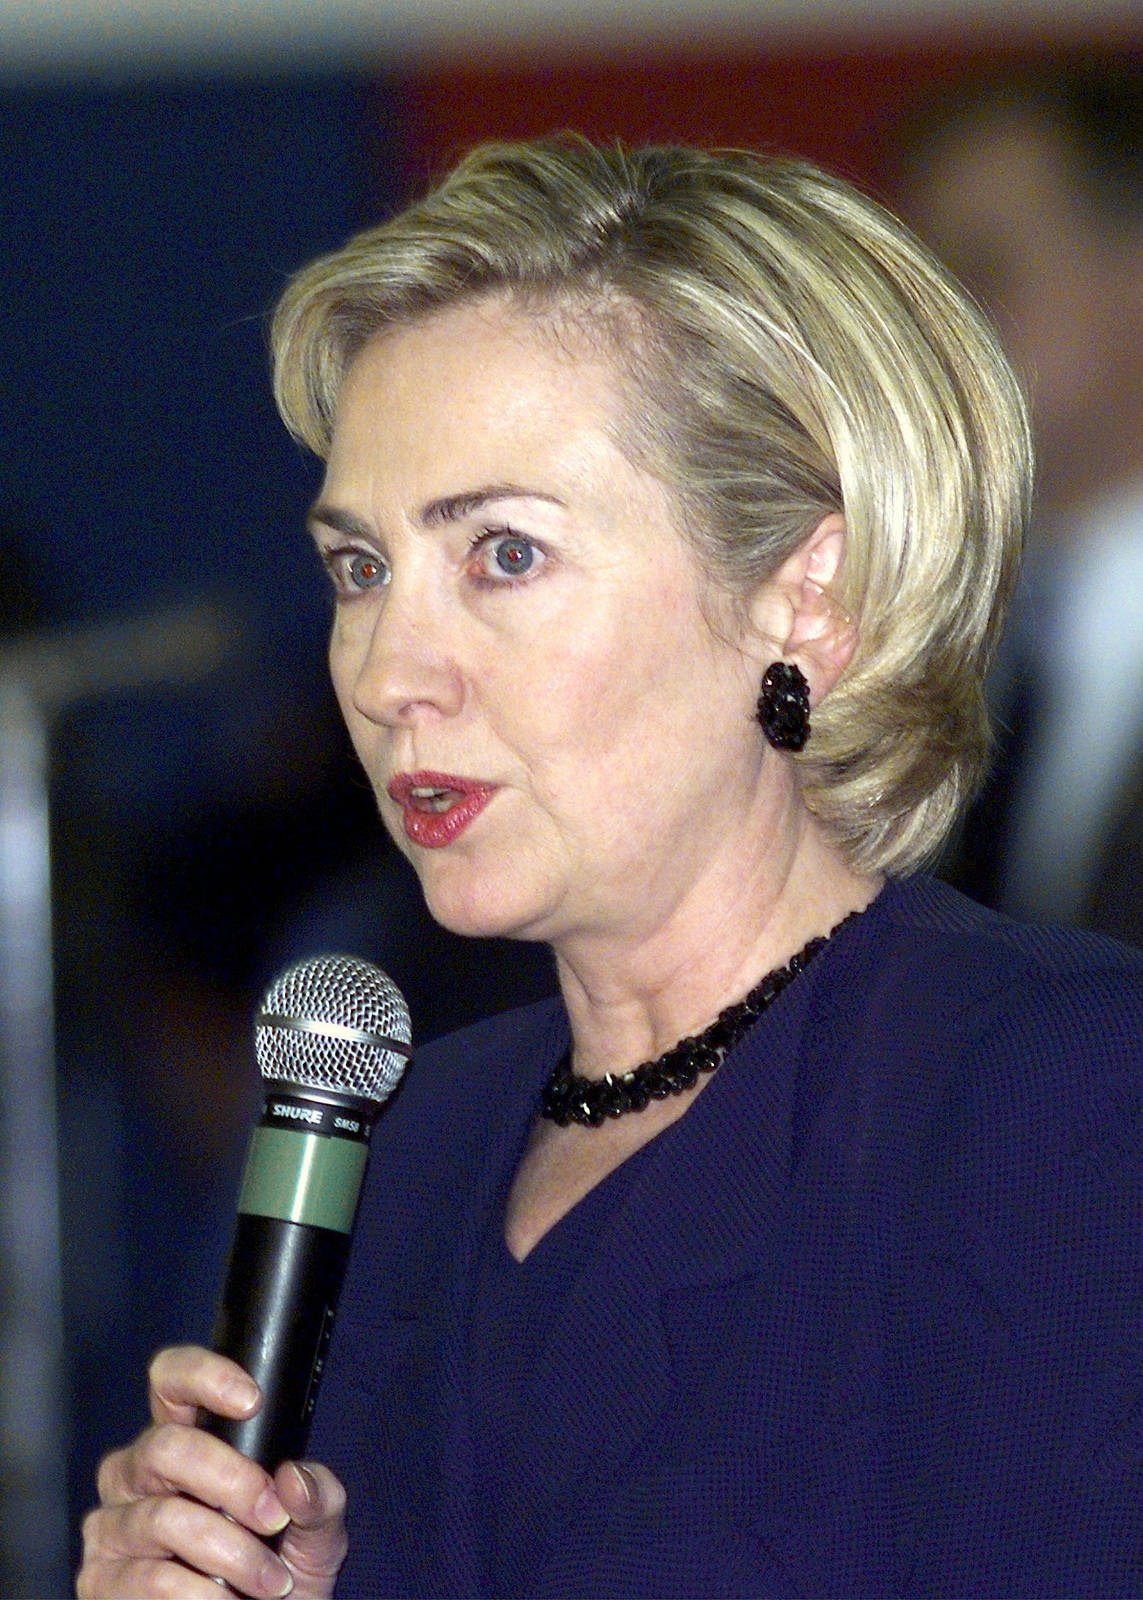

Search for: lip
xmin=386 ymin=770 xmax=499 ymax=850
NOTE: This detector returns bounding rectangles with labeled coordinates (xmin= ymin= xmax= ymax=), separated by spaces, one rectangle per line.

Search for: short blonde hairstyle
xmin=272 ymin=136 xmax=1031 ymax=876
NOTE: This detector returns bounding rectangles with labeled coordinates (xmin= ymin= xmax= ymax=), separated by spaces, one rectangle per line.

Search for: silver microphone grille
xmin=255 ymin=954 xmax=412 ymax=1105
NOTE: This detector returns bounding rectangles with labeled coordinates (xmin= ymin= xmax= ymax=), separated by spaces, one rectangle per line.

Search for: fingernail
xmin=260 ymin=1558 xmax=294 ymax=1598
xmin=254 ymin=1484 xmax=289 ymax=1534
xmin=288 ymin=1461 xmax=319 ymax=1507
xmin=222 ymin=1374 xmax=260 ymax=1415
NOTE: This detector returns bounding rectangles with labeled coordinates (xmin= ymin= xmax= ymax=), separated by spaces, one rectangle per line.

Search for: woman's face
xmin=311 ymin=298 xmax=773 ymax=954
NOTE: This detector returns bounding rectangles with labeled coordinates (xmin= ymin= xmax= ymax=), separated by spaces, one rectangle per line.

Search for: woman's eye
xmin=348 ymin=552 xmax=387 ymax=589
xmin=472 ymin=532 xmax=543 ymax=581
xmin=323 ymin=547 xmax=389 ymax=593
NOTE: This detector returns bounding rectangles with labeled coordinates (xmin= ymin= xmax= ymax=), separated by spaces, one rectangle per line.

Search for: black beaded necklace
xmin=540 ymin=913 xmax=856 ymax=1128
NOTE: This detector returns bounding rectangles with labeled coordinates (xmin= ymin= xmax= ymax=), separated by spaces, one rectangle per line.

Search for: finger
xmin=97 ymin=1425 xmax=289 ymax=1539
xmin=79 ymin=1497 xmax=294 ymax=1599
xmin=78 ymin=1552 xmax=256 ymax=1600
xmin=148 ymin=1346 xmax=262 ymax=1427
xmin=273 ymin=1462 xmax=349 ymax=1592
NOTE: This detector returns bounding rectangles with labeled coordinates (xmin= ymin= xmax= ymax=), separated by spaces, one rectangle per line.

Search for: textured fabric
xmin=311 ymin=876 xmax=1143 ymax=1597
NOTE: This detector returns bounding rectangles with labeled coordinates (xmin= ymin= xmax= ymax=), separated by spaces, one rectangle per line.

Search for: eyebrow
xmin=307 ymin=503 xmax=373 ymax=542
xmin=307 ymin=483 xmax=565 ymax=540
xmin=421 ymin=484 xmax=565 ymax=524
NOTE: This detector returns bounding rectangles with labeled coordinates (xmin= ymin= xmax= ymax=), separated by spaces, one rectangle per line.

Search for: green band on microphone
xmin=237 ymin=1127 xmax=367 ymax=1233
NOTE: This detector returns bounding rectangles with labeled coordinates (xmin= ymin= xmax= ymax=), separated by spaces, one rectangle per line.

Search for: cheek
xmin=327 ymin=633 xmax=379 ymax=769
xmin=505 ymin=621 xmax=739 ymax=807
xmin=328 ymin=624 xmax=361 ymax=713
xmin=507 ymin=644 xmax=641 ymax=761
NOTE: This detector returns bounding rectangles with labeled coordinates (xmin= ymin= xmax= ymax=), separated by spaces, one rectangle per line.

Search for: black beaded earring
xmin=756 ymin=661 xmax=811 ymax=751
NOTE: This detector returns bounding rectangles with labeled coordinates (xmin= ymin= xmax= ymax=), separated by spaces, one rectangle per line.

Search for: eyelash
xmin=321 ymin=545 xmax=390 ymax=596
xmin=319 ymin=527 xmax=546 ymax=600
xmin=466 ymin=528 xmax=546 ymax=586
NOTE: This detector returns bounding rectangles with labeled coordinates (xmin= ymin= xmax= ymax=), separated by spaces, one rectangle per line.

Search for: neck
xmin=551 ymin=819 xmax=881 ymax=1083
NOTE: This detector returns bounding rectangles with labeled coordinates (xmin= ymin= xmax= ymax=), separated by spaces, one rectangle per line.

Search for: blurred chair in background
xmin=892 ymin=58 xmax=1143 ymax=940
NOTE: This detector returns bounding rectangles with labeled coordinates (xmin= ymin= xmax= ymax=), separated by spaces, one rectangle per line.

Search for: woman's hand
xmin=77 ymin=1346 xmax=348 ymax=1599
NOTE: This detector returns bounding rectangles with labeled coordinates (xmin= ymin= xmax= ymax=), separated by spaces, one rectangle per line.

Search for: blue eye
xmin=320 ymin=544 xmax=390 ymax=597
xmin=465 ymin=529 xmax=546 ymax=586
xmin=493 ymin=536 xmax=535 ymax=576
xmin=348 ymin=552 xmax=387 ymax=589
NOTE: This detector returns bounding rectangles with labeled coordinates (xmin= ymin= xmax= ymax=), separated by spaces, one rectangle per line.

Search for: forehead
xmin=323 ymin=298 xmax=644 ymax=504
xmin=339 ymin=296 xmax=623 ymax=418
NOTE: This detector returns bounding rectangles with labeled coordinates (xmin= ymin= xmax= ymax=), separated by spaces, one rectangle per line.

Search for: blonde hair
xmin=272 ymin=136 xmax=1031 ymax=876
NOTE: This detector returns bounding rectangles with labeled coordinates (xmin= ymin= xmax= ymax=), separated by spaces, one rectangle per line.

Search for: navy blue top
xmin=311 ymin=876 xmax=1143 ymax=1596
xmin=472 ymin=1162 xmax=644 ymax=1594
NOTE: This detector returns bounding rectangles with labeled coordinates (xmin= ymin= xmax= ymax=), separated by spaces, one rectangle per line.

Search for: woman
xmin=79 ymin=138 xmax=1143 ymax=1597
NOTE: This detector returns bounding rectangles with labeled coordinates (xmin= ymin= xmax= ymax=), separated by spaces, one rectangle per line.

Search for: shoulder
xmin=834 ymin=879 xmax=1143 ymax=1289
xmin=812 ymin=876 xmax=1143 ymax=1195
xmin=873 ymin=871 xmax=1143 ymax=976
xmin=854 ymin=874 xmax=1143 ymax=1048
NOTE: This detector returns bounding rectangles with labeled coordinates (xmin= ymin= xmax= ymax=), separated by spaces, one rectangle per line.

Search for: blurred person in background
xmin=79 ymin=137 xmax=1143 ymax=1598
xmin=894 ymin=58 xmax=1143 ymax=940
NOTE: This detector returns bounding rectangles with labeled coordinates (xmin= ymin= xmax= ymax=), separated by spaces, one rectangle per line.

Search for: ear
xmin=749 ymin=513 xmax=855 ymax=702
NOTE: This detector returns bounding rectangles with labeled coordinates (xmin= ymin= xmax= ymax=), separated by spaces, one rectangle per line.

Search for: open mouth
xmin=408 ymin=784 xmax=464 ymax=814
xmin=387 ymin=772 xmax=498 ymax=848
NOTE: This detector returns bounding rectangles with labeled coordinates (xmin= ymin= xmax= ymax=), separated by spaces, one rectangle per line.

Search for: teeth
xmin=410 ymin=785 xmax=455 ymax=813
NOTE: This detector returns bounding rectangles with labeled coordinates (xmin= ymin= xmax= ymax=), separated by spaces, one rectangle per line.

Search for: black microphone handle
xmin=204 ymin=1211 xmax=352 ymax=1469
xmin=202 ymin=1085 xmax=375 ymax=1470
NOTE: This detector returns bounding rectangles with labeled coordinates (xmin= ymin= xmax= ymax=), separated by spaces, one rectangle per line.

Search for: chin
xmin=417 ymin=868 xmax=555 ymax=945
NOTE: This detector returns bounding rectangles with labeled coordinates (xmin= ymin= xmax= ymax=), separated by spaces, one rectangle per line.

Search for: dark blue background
xmin=1 ymin=73 xmax=389 ymax=1572
xmin=0 ymin=75 xmax=391 ymax=810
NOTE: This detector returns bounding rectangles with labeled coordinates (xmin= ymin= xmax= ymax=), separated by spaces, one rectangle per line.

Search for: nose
xmin=338 ymin=581 xmax=464 ymax=729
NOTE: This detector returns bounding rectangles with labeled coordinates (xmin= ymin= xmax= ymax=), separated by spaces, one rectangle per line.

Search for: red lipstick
xmin=387 ymin=771 xmax=497 ymax=849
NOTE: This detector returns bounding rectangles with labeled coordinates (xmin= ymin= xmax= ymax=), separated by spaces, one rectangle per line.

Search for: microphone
xmin=204 ymin=954 xmax=412 ymax=1469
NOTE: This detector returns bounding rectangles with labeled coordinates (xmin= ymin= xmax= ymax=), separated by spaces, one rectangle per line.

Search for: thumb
xmin=274 ymin=1461 xmax=349 ymax=1597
